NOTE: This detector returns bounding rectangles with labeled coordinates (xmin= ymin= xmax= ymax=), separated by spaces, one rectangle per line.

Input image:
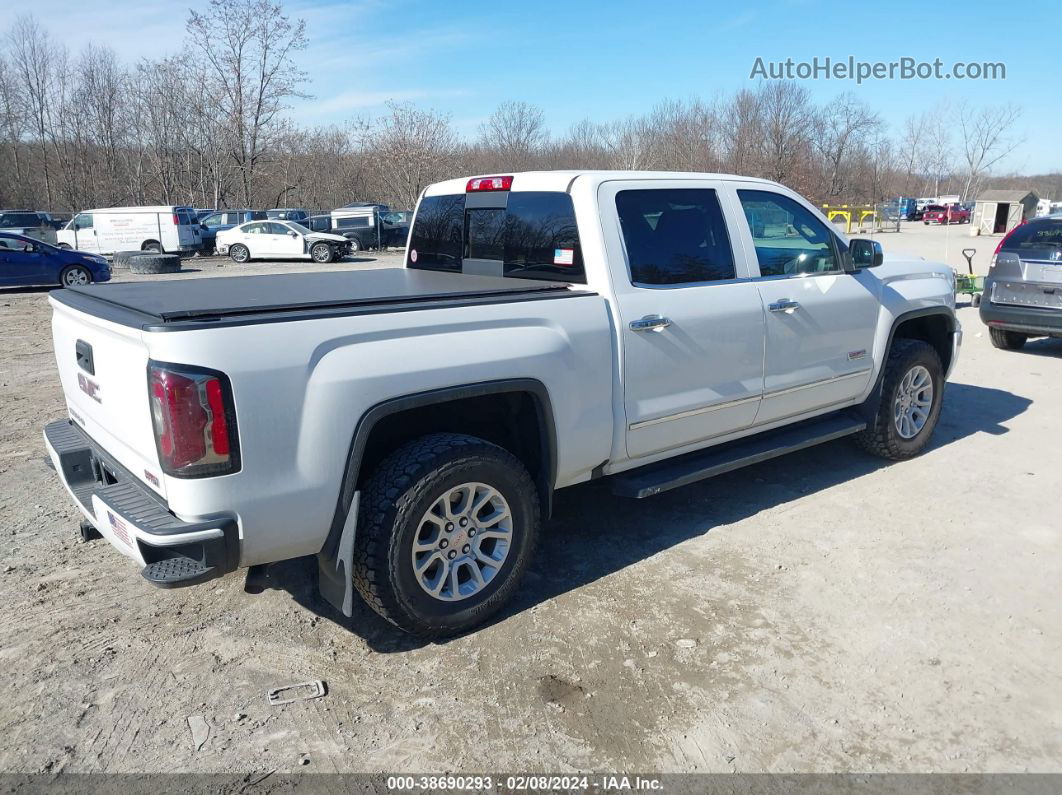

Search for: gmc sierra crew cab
xmin=43 ymin=171 xmax=961 ymax=637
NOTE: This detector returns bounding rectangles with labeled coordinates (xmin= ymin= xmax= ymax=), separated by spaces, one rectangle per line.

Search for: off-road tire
xmin=352 ymin=433 xmax=540 ymax=638
xmin=111 ymin=250 xmax=143 ymax=269
xmin=989 ymin=327 xmax=1027 ymax=350
xmin=128 ymin=253 xmax=182 ymax=274
xmin=853 ymin=339 xmax=944 ymax=461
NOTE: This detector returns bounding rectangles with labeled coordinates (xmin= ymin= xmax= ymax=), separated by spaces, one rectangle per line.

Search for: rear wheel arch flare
xmin=320 ymin=379 xmax=558 ymax=566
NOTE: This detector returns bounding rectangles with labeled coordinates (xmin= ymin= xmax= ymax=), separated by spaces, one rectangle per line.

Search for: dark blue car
xmin=0 ymin=232 xmax=111 ymax=288
xmin=198 ymin=209 xmax=267 ymax=251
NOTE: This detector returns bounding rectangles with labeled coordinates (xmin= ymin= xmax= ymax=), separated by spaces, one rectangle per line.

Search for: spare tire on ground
xmin=110 ymin=250 xmax=144 ymax=269
xmin=128 ymin=253 xmax=182 ymax=275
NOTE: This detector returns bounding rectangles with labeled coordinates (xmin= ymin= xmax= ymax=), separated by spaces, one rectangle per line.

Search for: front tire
xmin=310 ymin=242 xmax=333 ymax=263
xmin=989 ymin=327 xmax=1027 ymax=350
xmin=60 ymin=265 xmax=92 ymax=287
xmin=353 ymin=433 xmax=540 ymax=638
xmin=229 ymin=244 xmax=250 ymax=263
xmin=854 ymin=339 xmax=944 ymax=461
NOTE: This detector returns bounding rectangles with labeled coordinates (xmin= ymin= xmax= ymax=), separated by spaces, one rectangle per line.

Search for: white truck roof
xmin=424 ymin=170 xmax=780 ymax=196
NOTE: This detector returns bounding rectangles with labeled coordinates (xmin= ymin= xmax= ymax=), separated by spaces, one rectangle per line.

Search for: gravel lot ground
xmin=0 ymin=237 xmax=1059 ymax=776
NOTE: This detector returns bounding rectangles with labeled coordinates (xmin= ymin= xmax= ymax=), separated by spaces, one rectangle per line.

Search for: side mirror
xmin=289 ymin=231 xmax=298 ymax=237
xmin=849 ymin=238 xmax=883 ymax=269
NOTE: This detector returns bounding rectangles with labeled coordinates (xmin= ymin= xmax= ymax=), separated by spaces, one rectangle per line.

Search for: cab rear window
xmin=408 ymin=191 xmax=585 ymax=283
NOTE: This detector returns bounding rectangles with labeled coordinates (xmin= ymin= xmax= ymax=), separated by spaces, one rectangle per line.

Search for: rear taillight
xmin=994 ymin=220 xmax=1025 ymax=255
xmin=172 ymin=213 xmax=180 ymax=226
xmin=148 ymin=362 xmax=240 ymax=478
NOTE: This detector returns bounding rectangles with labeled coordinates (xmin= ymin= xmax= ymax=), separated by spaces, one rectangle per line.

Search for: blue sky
xmin=29 ymin=0 xmax=1060 ymax=172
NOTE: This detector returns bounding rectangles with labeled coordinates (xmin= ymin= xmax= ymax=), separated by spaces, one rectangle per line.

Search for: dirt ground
xmin=0 ymin=238 xmax=1059 ymax=777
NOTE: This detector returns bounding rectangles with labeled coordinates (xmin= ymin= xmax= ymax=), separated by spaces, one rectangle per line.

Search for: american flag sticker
xmin=553 ymin=248 xmax=574 ymax=266
xmin=107 ymin=511 xmax=133 ymax=548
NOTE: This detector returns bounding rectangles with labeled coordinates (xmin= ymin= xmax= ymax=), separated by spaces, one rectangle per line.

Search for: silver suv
xmin=980 ymin=216 xmax=1062 ymax=350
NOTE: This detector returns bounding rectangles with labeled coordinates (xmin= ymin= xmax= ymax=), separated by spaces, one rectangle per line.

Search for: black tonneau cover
xmin=54 ymin=268 xmax=586 ymax=331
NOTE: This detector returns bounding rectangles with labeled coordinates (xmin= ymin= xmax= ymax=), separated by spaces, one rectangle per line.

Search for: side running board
xmin=611 ymin=412 xmax=867 ymax=499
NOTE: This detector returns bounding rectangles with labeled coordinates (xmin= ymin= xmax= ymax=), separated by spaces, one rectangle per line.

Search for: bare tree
xmin=0 ymin=53 xmax=28 ymax=205
xmin=478 ymin=101 xmax=548 ymax=169
xmin=957 ymin=102 xmax=1023 ymax=201
xmin=814 ymin=93 xmax=881 ymax=198
xmin=7 ymin=16 xmax=55 ymax=206
xmin=363 ymin=102 xmax=457 ymax=210
xmin=187 ymin=0 xmax=308 ymax=205
xmin=719 ymin=88 xmax=764 ymax=176
xmin=758 ymin=82 xmax=814 ymax=187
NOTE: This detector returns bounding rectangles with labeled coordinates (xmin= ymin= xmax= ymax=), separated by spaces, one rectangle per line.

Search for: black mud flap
xmin=316 ymin=491 xmax=359 ymax=617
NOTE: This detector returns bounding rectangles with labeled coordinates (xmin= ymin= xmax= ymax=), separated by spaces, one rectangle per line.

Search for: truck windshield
xmin=407 ymin=191 xmax=585 ymax=283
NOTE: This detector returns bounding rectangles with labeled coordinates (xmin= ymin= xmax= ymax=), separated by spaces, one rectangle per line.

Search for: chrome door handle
xmin=629 ymin=314 xmax=672 ymax=332
xmin=768 ymin=299 xmax=800 ymax=312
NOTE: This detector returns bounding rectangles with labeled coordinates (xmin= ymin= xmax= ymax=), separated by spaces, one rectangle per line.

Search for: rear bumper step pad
xmin=44 ymin=419 xmax=239 ymax=588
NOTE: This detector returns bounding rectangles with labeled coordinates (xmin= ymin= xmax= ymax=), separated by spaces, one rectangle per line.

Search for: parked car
xmin=381 ymin=210 xmax=411 ymax=246
xmin=266 ymin=208 xmax=309 ymax=223
xmin=921 ymin=204 xmax=947 ymax=222
xmin=330 ymin=202 xmax=392 ymax=251
xmin=42 ymin=170 xmax=959 ymax=638
xmin=980 ymin=216 xmax=1062 ymax=350
xmin=0 ymin=210 xmax=59 ymax=245
xmin=924 ymin=203 xmax=969 ymax=225
xmin=197 ymin=209 xmax=266 ymax=252
xmin=41 ymin=212 xmax=71 ymax=230
xmin=0 ymin=232 xmax=110 ymax=288
xmin=56 ymin=206 xmax=202 ymax=255
xmin=215 ymin=219 xmax=351 ymax=263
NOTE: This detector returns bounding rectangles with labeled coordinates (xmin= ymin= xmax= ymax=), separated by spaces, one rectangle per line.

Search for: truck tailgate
xmin=50 ymin=298 xmax=165 ymax=498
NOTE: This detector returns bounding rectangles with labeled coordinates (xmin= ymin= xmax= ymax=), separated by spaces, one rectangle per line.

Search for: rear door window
xmin=1001 ymin=220 xmax=1062 ymax=260
xmin=408 ymin=191 xmax=585 ymax=282
xmin=616 ymin=188 xmax=734 ymax=285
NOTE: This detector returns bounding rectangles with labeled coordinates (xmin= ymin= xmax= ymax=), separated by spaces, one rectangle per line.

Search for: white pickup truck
xmin=43 ymin=171 xmax=960 ymax=637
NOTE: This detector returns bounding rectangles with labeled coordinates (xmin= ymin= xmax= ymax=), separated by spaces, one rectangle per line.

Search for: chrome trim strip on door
xmin=762 ymin=368 xmax=872 ymax=399
xmin=628 ymin=395 xmax=761 ymax=431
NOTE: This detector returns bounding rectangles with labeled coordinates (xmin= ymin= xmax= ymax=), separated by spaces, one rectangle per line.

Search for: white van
xmin=56 ymin=206 xmax=202 ymax=255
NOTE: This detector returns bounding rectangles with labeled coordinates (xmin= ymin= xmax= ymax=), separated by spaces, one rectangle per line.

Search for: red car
xmin=923 ymin=204 xmax=970 ymax=225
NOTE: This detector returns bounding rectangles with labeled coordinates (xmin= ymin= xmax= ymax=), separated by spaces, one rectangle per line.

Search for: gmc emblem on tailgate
xmin=77 ymin=372 xmax=102 ymax=403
